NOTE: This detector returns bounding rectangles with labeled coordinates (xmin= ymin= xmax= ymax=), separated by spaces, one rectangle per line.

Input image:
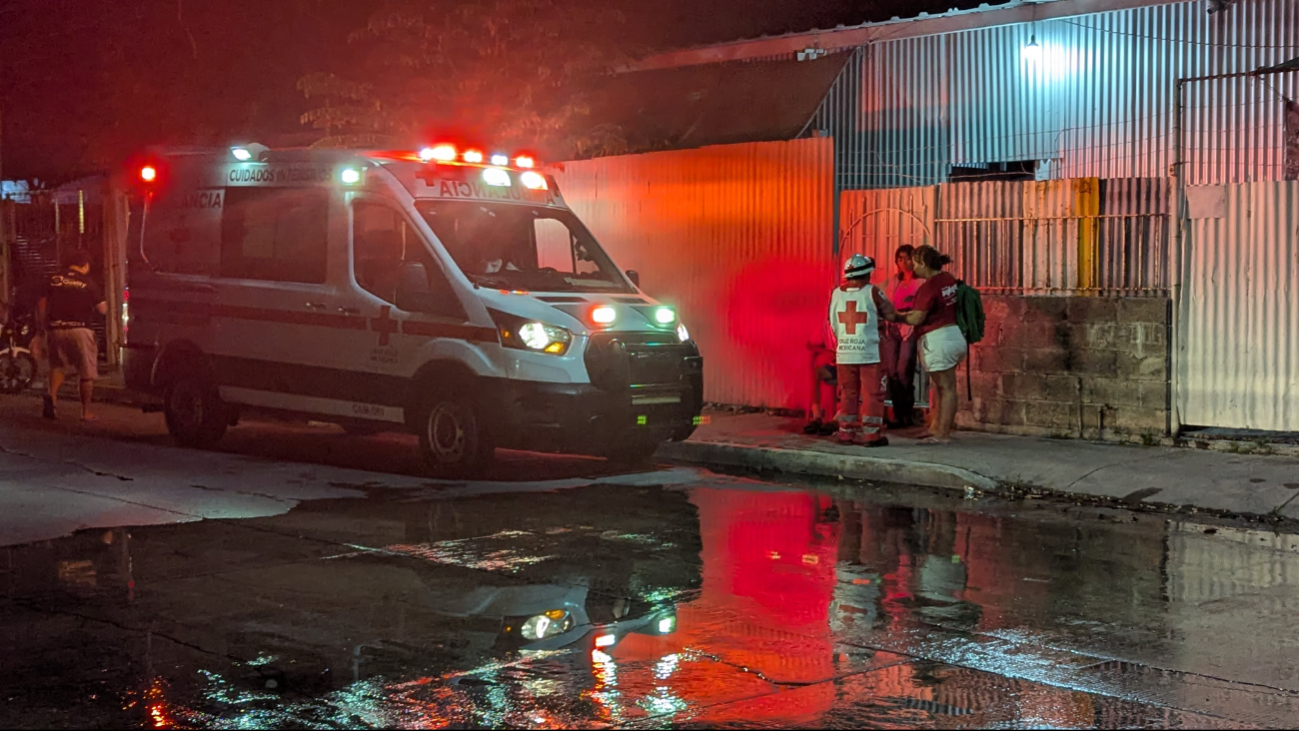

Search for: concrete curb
xmin=659 ymin=440 xmax=1000 ymax=493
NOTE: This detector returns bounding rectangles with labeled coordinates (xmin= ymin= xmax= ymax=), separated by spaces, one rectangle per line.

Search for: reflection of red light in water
xmin=143 ymin=679 xmax=175 ymax=729
xmin=603 ymin=489 xmax=841 ymax=725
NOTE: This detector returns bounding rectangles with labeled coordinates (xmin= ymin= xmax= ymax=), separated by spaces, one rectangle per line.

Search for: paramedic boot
xmin=837 ymin=415 xmax=861 ymax=445
xmin=857 ymin=415 xmax=889 ymax=447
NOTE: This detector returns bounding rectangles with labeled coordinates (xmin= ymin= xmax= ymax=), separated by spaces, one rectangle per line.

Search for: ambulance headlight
xmin=517 ymin=323 xmax=571 ymax=354
xmin=491 ymin=310 xmax=573 ymax=356
xmin=676 ymin=322 xmax=690 ymax=343
xmin=519 ymin=611 xmax=572 ymax=640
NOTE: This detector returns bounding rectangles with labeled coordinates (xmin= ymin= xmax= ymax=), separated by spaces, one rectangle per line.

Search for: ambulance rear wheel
xmin=164 ymin=373 xmax=228 ymax=449
xmin=417 ymin=391 xmax=493 ymax=478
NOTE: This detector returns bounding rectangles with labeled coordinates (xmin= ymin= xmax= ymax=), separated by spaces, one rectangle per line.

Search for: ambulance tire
xmin=416 ymin=390 xmax=494 ymax=478
xmin=164 ymin=373 xmax=228 ymax=449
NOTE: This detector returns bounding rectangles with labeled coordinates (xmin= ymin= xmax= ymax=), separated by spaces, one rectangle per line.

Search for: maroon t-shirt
xmin=912 ymin=272 xmax=960 ymax=337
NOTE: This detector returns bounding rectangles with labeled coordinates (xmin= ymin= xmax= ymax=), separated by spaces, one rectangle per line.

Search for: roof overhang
xmin=633 ymin=0 xmax=1188 ymax=71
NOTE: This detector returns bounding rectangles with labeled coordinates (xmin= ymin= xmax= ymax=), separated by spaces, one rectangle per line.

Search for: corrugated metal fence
xmin=554 ymin=138 xmax=835 ymax=409
xmin=840 ymin=178 xmax=1170 ymax=295
xmin=1182 ymin=181 xmax=1299 ymax=431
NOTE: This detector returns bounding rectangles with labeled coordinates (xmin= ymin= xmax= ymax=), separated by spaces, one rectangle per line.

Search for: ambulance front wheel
xmin=164 ymin=372 xmax=228 ymax=449
xmin=416 ymin=391 xmax=494 ymax=478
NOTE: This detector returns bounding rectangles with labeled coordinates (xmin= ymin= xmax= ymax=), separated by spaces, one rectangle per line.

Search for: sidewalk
xmin=661 ymin=410 xmax=1299 ymax=522
xmin=37 ymin=380 xmax=1299 ymax=522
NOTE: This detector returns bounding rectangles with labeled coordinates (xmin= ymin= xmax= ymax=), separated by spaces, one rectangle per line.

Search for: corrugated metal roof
xmin=576 ymin=54 xmax=849 ymax=158
xmin=633 ymin=0 xmax=1184 ymax=70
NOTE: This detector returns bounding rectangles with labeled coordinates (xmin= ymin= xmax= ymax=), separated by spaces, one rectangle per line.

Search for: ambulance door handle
xmin=305 ymin=302 xmax=327 ymax=310
xmin=337 ymin=306 xmax=361 ymax=316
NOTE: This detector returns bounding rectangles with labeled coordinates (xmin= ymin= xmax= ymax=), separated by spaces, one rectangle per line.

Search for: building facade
xmin=561 ymin=0 xmax=1299 ymax=436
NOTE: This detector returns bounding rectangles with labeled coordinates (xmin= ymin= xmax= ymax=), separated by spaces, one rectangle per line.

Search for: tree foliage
xmin=299 ymin=0 xmax=630 ymax=157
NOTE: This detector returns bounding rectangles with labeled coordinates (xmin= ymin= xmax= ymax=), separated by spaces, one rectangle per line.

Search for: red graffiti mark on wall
xmin=722 ymin=257 xmax=836 ymax=410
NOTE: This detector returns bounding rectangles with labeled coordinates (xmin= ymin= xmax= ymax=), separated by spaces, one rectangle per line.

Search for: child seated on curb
xmin=803 ymin=323 xmax=838 ymax=436
xmin=829 ymin=254 xmax=901 ymax=447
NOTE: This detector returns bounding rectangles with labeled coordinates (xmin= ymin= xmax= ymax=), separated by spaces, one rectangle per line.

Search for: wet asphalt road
xmin=3 ymin=398 xmax=1299 ymax=728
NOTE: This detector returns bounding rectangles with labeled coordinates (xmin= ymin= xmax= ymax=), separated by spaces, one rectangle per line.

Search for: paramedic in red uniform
xmin=829 ymin=254 xmax=900 ymax=447
xmin=901 ymin=245 xmax=967 ymax=444
xmin=37 ymin=250 xmax=107 ymax=421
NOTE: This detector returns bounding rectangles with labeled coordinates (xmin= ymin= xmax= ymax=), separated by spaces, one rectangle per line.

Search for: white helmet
xmin=844 ymin=254 xmax=875 ymax=280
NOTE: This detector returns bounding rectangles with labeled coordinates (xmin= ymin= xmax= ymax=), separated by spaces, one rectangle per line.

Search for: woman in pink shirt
xmin=881 ymin=245 xmax=922 ymax=427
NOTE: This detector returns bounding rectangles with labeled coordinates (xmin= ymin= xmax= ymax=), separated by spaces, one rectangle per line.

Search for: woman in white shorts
xmin=900 ymin=245 xmax=968 ymax=443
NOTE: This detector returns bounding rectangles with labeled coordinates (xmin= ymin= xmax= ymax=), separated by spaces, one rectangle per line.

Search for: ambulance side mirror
xmin=626 ymin=270 xmax=640 ymax=288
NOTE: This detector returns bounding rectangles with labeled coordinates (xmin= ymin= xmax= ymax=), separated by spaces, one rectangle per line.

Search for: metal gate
xmin=1181 ymin=182 xmax=1299 ymax=432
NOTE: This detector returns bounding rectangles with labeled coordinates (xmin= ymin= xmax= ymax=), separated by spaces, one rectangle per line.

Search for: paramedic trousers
xmin=836 ymin=363 xmax=886 ymax=443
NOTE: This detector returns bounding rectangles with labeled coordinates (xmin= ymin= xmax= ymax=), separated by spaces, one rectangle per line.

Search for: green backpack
xmin=955 ymin=281 xmax=985 ymax=345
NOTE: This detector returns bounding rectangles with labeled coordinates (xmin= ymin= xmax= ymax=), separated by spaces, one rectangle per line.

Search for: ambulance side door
xmin=343 ymin=197 xmax=468 ymax=421
xmin=207 ymin=183 xmax=361 ymax=417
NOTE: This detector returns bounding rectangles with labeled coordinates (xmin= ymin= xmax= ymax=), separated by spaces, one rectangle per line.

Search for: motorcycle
xmin=0 ymin=315 xmax=38 ymax=394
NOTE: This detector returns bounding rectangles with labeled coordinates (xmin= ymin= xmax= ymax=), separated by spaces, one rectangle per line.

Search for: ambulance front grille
xmin=585 ymin=332 xmax=695 ymax=392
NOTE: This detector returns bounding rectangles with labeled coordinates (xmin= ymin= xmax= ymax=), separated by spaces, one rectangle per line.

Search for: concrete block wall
xmin=956 ymin=296 xmax=1170 ymax=440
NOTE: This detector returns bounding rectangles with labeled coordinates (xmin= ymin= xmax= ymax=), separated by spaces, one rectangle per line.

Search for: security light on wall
xmin=1022 ymin=35 xmax=1042 ymax=63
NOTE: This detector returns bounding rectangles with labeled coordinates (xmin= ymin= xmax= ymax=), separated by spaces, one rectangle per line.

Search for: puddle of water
xmin=4 ymin=480 xmax=1299 ymax=728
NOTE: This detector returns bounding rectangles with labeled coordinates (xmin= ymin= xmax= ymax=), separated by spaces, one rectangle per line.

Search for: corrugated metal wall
xmin=554 ymin=138 xmax=836 ymax=409
xmin=1182 ymin=181 xmax=1299 ymax=431
xmin=810 ymin=0 xmax=1299 ymax=189
xmin=840 ymin=177 xmax=1170 ymax=294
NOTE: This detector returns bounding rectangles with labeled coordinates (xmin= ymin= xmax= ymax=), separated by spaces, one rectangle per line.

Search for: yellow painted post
xmin=1076 ymin=178 xmax=1101 ymax=293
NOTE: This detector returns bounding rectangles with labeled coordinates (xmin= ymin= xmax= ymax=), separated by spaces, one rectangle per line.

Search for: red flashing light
xmin=140 ymin=166 xmax=158 ymax=182
xmin=462 ymin=149 xmax=484 ymax=164
xmin=514 ymin=155 xmax=536 ymax=169
xmin=424 ymin=144 xmax=457 ymax=162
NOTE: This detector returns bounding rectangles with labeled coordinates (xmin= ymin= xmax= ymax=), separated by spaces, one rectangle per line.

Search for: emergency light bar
xmin=421 ymin=144 xmax=458 ymax=162
xmin=416 ymin=143 xmax=540 ymax=170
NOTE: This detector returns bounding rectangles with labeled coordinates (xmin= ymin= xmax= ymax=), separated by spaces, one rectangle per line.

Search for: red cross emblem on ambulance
xmin=371 ymin=305 xmax=400 ymax=346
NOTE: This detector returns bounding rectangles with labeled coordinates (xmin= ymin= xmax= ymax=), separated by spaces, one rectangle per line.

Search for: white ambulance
xmin=122 ymin=144 xmax=703 ymax=476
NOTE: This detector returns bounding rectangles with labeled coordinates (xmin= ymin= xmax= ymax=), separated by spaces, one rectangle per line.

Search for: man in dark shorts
xmin=37 ymin=250 xmax=107 ymax=421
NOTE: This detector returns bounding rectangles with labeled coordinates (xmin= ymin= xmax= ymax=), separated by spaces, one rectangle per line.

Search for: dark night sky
xmin=0 ymin=0 xmax=960 ymax=182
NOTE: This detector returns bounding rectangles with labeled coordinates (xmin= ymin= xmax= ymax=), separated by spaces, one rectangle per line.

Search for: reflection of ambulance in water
xmin=123 ymin=143 xmax=703 ymax=475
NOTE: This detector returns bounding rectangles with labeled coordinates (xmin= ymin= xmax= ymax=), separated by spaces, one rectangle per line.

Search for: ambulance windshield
xmin=417 ymin=201 xmax=633 ymax=293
